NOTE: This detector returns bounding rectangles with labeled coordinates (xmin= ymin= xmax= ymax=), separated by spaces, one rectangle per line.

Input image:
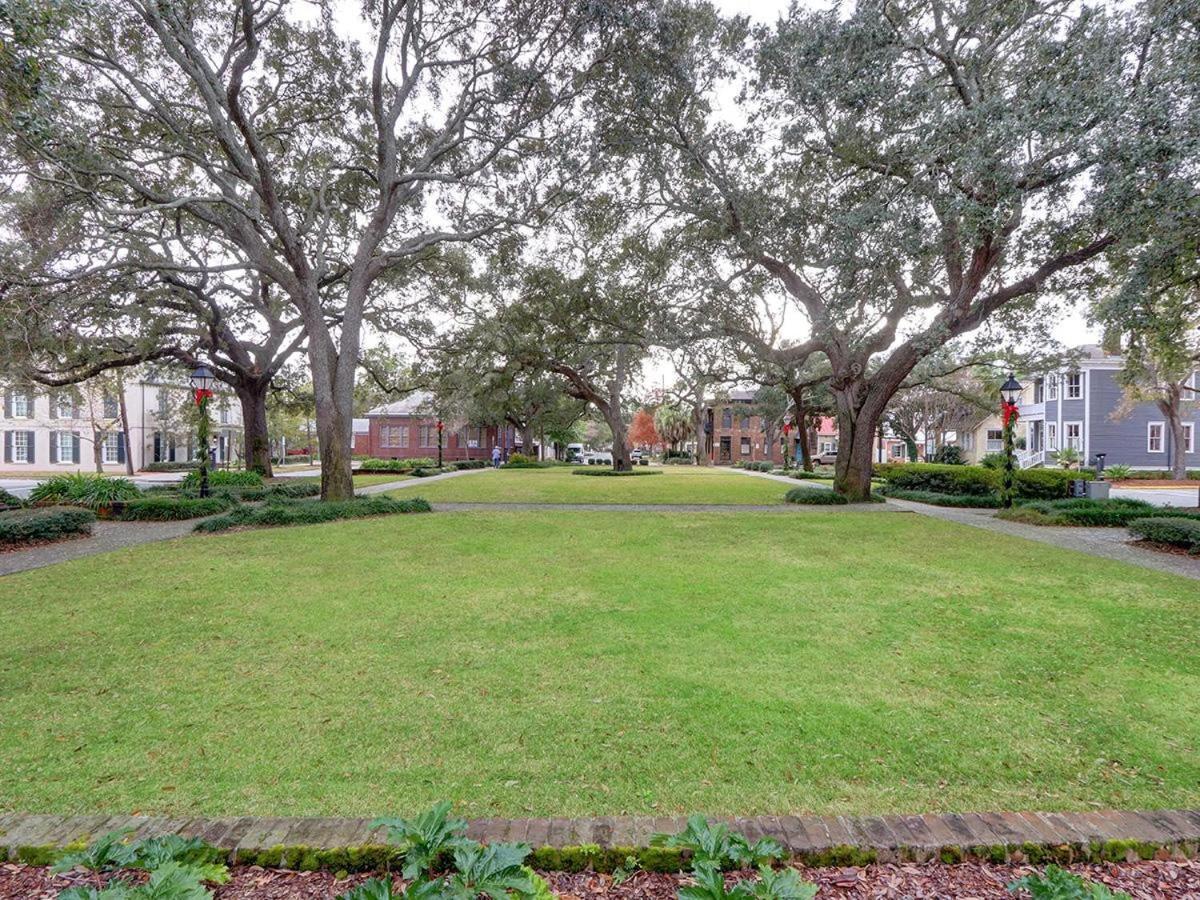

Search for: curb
xmin=3 ymin=810 xmax=1199 ymax=871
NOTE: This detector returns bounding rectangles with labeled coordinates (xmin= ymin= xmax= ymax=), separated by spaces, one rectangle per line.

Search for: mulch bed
xmin=4 ymin=860 xmax=1200 ymax=899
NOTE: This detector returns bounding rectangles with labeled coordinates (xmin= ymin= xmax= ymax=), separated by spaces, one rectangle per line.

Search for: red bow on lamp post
xmin=193 ymin=388 xmax=214 ymax=406
xmin=1001 ymin=401 xmax=1020 ymax=427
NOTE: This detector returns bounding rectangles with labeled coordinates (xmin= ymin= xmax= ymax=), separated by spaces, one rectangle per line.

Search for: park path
xmin=0 ymin=468 xmax=489 ymax=577
xmin=724 ymin=467 xmax=1200 ymax=581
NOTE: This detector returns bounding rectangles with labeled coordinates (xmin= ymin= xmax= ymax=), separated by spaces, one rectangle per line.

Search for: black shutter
xmin=3 ymin=392 xmax=10 ymax=418
xmin=26 ymin=430 xmax=36 ymax=464
xmin=153 ymin=431 xmax=162 ymax=463
xmin=51 ymin=431 xmax=59 ymax=464
xmin=3 ymin=431 xmax=10 ymax=463
xmin=72 ymin=431 xmax=81 ymax=464
xmin=116 ymin=432 xmax=126 ymax=464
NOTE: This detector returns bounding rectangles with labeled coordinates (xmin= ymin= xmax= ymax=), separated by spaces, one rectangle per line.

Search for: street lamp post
xmin=782 ymin=422 xmax=792 ymax=471
xmin=999 ymin=373 xmax=1023 ymax=509
xmin=190 ymin=365 xmax=216 ymax=498
xmin=436 ymin=419 xmax=444 ymax=469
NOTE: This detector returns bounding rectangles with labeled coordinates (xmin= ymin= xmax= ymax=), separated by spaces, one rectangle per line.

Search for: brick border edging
xmin=2 ymin=810 xmax=1198 ymax=871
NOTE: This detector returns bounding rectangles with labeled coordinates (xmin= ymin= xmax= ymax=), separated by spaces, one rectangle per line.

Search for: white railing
xmin=1016 ymin=449 xmax=1046 ymax=469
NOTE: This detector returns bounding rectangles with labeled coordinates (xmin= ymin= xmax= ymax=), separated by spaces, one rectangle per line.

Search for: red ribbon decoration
xmin=1001 ymin=401 xmax=1020 ymax=427
xmin=436 ymin=419 xmax=444 ymax=432
xmin=193 ymin=388 xmax=214 ymax=406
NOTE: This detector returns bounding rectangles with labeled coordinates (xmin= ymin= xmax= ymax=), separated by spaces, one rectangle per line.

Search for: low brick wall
xmin=3 ymin=810 xmax=1199 ymax=871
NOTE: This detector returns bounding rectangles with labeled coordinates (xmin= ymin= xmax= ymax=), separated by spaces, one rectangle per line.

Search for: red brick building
xmin=361 ymin=394 xmax=513 ymax=461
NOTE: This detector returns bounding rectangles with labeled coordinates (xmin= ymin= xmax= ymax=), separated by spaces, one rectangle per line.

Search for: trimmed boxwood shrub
xmin=1129 ymin=517 xmax=1200 ymax=553
xmin=789 ymin=470 xmax=828 ymax=480
xmin=118 ymin=496 xmax=234 ymax=521
xmin=734 ymin=460 xmax=775 ymax=472
xmin=875 ymin=463 xmax=997 ymax=496
xmin=181 ymin=469 xmax=263 ymax=490
xmin=450 ymin=459 xmax=488 ymax=470
xmin=229 ymin=481 xmax=322 ymax=501
xmin=0 ymin=507 xmax=95 ymax=546
xmin=785 ymin=486 xmax=847 ymax=505
xmin=142 ymin=460 xmax=201 ymax=472
xmin=1013 ymin=467 xmax=1093 ymax=500
xmin=879 ymin=487 xmax=1000 ymax=508
xmin=570 ymin=468 xmax=662 ymax=476
xmin=194 ymin=496 xmax=431 ymax=533
xmin=28 ymin=473 xmax=142 ymax=508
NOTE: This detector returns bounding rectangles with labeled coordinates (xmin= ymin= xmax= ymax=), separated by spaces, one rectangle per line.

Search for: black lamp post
xmin=999 ymin=373 xmax=1023 ymax=508
xmin=436 ymin=419 xmax=444 ymax=469
xmin=189 ymin=365 xmax=215 ymax=498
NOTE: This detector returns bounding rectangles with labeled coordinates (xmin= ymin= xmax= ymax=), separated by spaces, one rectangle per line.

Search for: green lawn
xmin=394 ymin=466 xmax=790 ymax=504
xmin=2 ymin=509 xmax=1198 ymax=819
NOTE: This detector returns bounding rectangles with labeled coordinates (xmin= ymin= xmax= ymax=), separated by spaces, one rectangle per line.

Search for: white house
xmin=1 ymin=370 xmax=243 ymax=474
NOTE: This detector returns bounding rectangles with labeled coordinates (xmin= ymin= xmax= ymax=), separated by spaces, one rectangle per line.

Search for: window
xmin=12 ymin=430 xmax=29 ymax=462
xmin=1184 ymin=423 xmax=1195 ymax=454
xmin=56 ymin=431 xmax=75 ymax=463
xmin=102 ymin=433 xmax=121 ymax=464
xmin=739 ymin=415 xmax=750 ymax=430
xmin=380 ymin=425 xmax=408 ymax=449
xmin=961 ymin=433 xmax=974 ymax=451
xmin=419 ymin=424 xmax=436 ymax=447
xmin=890 ymin=443 xmax=905 ymax=460
xmin=1065 ymin=373 xmax=1082 ymax=400
xmin=10 ymin=391 xmax=30 ymax=418
xmin=102 ymin=395 xmax=119 ymax=419
xmin=56 ymin=395 xmax=76 ymax=419
xmin=1033 ymin=379 xmax=1044 ymax=404
xmin=819 ymin=440 xmax=837 ymax=454
xmin=721 ymin=408 xmax=732 ymax=429
xmin=740 ymin=437 xmax=751 ymax=456
xmin=986 ymin=429 xmax=1004 ymax=452
xmin=1065 ymin=422 xmax=1082 ymax=451
xmin=1047 ymin=423 xmax=1058 ymax=451
xmin=219 ymin=405 xmax=230 ymax=425
xmin=1148 ymin=422 xmax=1164 ymax=453
xmin=1047 ymin=375 xmax=1058 ymax=401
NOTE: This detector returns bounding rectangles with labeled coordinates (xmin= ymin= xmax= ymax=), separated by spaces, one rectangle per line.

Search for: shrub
xmin=1115 ymin=468 xmax=1200 ymax=480
xmin=1008 ymin=864 xmax=1130 ymax=899
xmin=229 ymin=481 xmax=322 ymax=502
xmin=1128 ymin=517 xmax=1200 ymax=553
xmin=118 ymin=496 xmax=233 ymax=521
xmin=28 ymin=473 xmax=142 ymax=508
xmin=788 ymin=469 xmax=827 ymax=480
xmin=0 ymin=507 xmax=95 ymax=546
xmin=142 ymin=460 xmax=201 ymax=472
xmin=194 ymin=496 xmax=431 ymax=532
xmin=875 ymin=463 xmax=997 ymax=496
xmin=0 ymin=487 xmax=24 ymax=509
xmin=931 ymin=444 xmax=965 ymax=465
xmin=450 ymin=459 xmax=488 ymax=470
xmin=741 ymin=460 xmax=774 ymax=472
xmin=1103 ymin=464 xmax=1132 ymax=481
xmin=180 ymin=469 xmax=262 ymax=490
xmin=879 ymin=488 xmax=1000 ymax=508
xmin=785 ymin=486 xmax=847 ymax=505
xmin=1051 ymin=446 xmax=1082 ymax=469
xmin=980 ymin=452 xmax=1007 ymax=469
xmin=570 ymin=468 xmax=662 ymax=476
xmin=997 ymin=498 xmax=1200 ymax=527
xmin=1013 ymin=467 xmax=1093 ymax=500
xmin=409 ymin=467 xmax=449 ymax=477
xmin=663 ymin=457 xmax=693 ymax=465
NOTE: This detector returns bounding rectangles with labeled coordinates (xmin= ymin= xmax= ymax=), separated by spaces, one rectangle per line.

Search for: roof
xmin=365 ymin=391 xmax=434 ymax=417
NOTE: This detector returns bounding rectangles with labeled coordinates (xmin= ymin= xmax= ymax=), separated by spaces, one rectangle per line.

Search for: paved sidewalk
xmin=358 ymin=467 xmax=491 ymax=495
xmin=429 ymin=501 xmax=894 ymax=513
xmin=3 ymin=809 xmax=1198 ymax=867
xmin=889 ymin=499 xmax=1200 ymax=581
xmin=0 ymin=519 xmax=202 ymax=578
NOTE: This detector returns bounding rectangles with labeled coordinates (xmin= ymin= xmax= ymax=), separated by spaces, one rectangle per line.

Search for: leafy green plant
xmin=652 ymin=815 xmax=785 ymax=869
xmin=1008 ymin=864 xmax=1130 ymax=899
xmin=1051 ymin=447 xmax=1081 ymax=469
xmin=127 ymin=835 xmax=228 ymax=883
xmin=57 ymin=861 xmax=214 ymax=899
xmin=0 ymin=487 xmax=24 ymax=508
xmin=180 ymin=469 xmax=262 ymax=490
xmin=570 ymin=468 xmax=662 ymax=476
xmin=193 ymin=496 xmax=431 ymax=533
xmin=118 ymin=497 xmax=233 ymax=521
xmin=931 ymin=444 xmax=965 ymax=465
xmin=447 ymin=842 xmax=536 ymax=900
xmin=0 ymin=507 xmax=95 ymax=546
xmin=1102 ymin=464 xmax=1132 ymax=481
xmin=611 ymin=855 xmax=641 ymax=886
xmin=1128 ymin=517 xmax=1200 ymax=553
xmin=980 ymin=452 xmax=1008 ymax=469
xmin=997 ymin=498 xmax=1200 ymax=527
xmin=29 ymin=474 xmax=141 ymax=508
xmin=877 ymin=488 xmax=1000 ymax=508
xmin=679 ymin=862 xmax=816 ymax=900
xmin=372 ymin=800 xmax=474 ymax=879
xmin=747 ymin=865 xmax=818 ymax=900
xmin=54 ymin=829 xmax=138 ymax=873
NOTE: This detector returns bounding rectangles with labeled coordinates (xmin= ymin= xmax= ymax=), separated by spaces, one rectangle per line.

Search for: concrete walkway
xmin=0 ymin=519 xmax=202 ymax=577
xmin=888 ymin=499 xmax=1200 ymax=581
xmin=357 ymin=467 xmax=489 ymax=495
xmin=3 ymin=808 xmax=1199 ymax=867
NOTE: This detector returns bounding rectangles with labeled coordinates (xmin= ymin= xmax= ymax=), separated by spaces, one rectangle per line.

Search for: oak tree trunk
xmin=237 ymin=379 xmax=274 ymax=477
xmin=117 ymin=386 xmax=135 ymax=476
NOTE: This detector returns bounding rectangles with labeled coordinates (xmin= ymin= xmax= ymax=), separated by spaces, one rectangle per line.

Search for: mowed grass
xmin=394 ymin=465 xmax=789 ymax=504
xmin=2 ymin=509 xmax=1198 ymax=820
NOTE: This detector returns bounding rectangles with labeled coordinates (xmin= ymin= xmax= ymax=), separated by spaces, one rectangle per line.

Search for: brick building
xmin=361 ymin=393 xmax=513 ymax=461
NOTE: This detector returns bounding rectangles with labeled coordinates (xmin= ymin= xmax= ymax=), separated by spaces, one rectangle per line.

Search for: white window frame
xmin=1147 ymin=421 xmax=1165 ymax=453
xmin=102 ymin=433 xmax=121 ymax=464
xmin=56 ymin=431 xmax=75 ymax=462
xmin=985 ymin=429 xmax=1004 ymax=453
xmin=1047 ymin=423 xmax=1058 ymax=451
xmin=890 ymin=443 xmax=905 ymax=460
xmin=12 ymin=430 xmax=30 ymax=463
xmin=1047 ymin=375 xmax=1058 ymax=401
xmin=1065 ymin=372 xmax=1082 ymax=400
xmin=1183 ymin=422 xmax=1195 ymax=454
xmin=10 ymin=392 xmax=30 ymax=418
xmin=1064 ymin=421 xmax=1083 ymax=451
xmin=55 ymin=395 xmax=76 ymax=419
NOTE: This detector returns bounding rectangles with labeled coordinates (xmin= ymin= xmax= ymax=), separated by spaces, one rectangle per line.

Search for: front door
xmin=719 ymin=436 xmax=732 ymax=463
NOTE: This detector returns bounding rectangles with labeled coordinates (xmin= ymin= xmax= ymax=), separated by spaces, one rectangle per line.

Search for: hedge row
xmin=195 ymin=496 xmax=431 ymax=533
xmin=997 ymin=498 xmax=1200 ymax=527
xmin=570 ymin=468 xmax=662 ymax=476
xmin=118 ymin=496 xmax=233 ymax=521
xmin=785 ymin=486 xmax=847 ymax=505
xmin=734 ymin=460 xmax=775 ymax=472
xmin=181 ymin=469 xmax=263 ymax=490
xmin=1129 ymin=517 xmax=1200 ymax=553
xmin=878 ymin=488 xmax=1001 ymax=508
xmin=874 ymin=463 xmax=1092 ymax=499
xmin=0 ymin=507 xmax=95 ymax=546
xmin=0 ymin=488 xmax=24 ymax=509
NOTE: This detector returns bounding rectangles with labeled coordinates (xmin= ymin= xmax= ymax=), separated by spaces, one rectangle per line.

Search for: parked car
xmin=814 ymin=450 xmax=838 ymax=465
xmin=565 ymin=443 xmax=585 ymax=463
